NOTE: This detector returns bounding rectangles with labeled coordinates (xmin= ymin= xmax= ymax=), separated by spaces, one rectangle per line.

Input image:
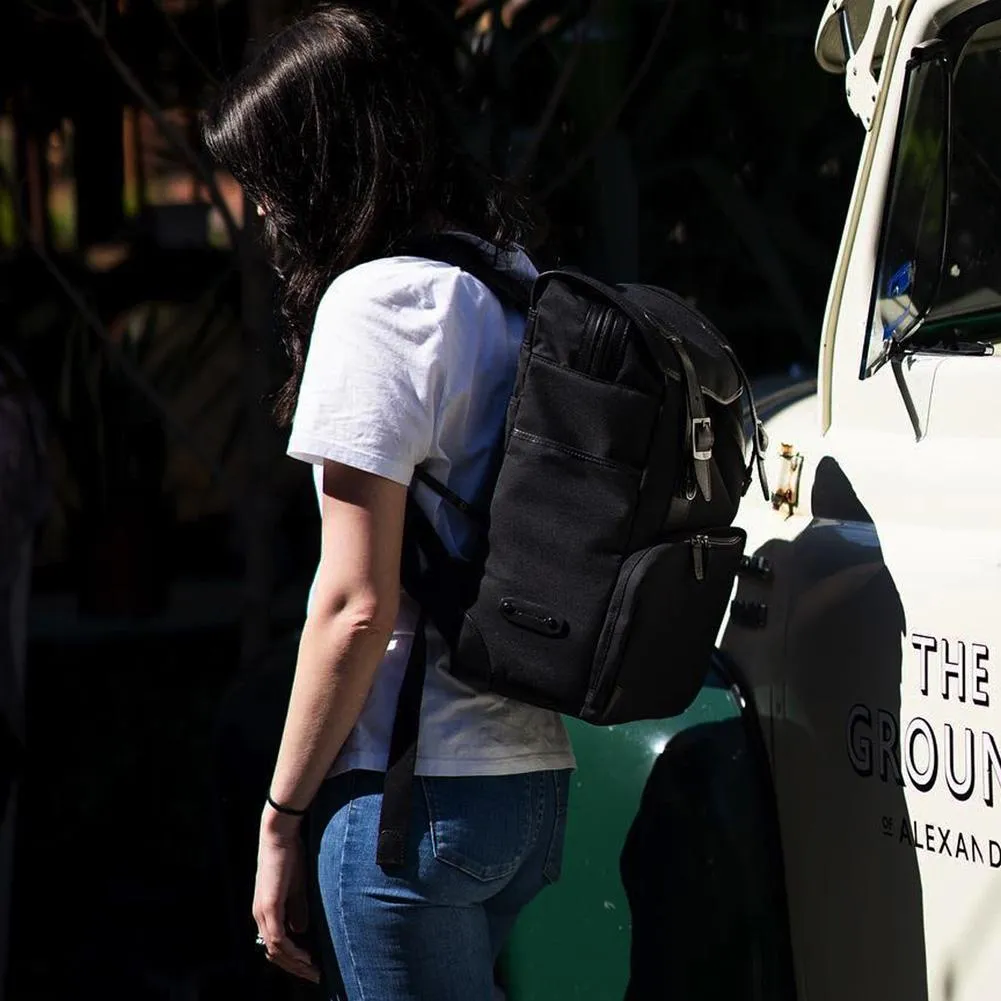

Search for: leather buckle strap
xmin=667 ymin=335 xmax=713 ymax=503
xmin=691 ymin=417 xmax=714 ymax=462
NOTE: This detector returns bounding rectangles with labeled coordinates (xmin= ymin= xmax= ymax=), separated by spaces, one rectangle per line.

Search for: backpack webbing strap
xmin=376 ymin=493 xmax=462 ymax=870
xmin=722 ymin=344 xmax=770 ymax=501
xmin=412 ymin=466 xmax=488 ymax=527
xmin=376 ymin=606 xmax=427 ymax=869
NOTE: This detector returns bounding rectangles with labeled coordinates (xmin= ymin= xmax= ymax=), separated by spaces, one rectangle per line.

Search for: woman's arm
xmin=269 ymin=458 xmax=405 ymax=817
xmin=253 ymin=459 xmax=405 ymax=980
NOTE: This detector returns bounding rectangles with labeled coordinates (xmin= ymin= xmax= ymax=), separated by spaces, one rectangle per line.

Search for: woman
xmin=201 ymin=7 xmax=575 ymax=1000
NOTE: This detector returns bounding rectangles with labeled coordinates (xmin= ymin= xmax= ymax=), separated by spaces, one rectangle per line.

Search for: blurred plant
xmin=40 ymin=249 xmax=250 ymax=614
xmin=55 ymin=255 xmax=244 ymax=521
xmin=5 ymin=0 xmax=863 ymax=625
xmin=434 ymin=0 xmax=859 ymax=362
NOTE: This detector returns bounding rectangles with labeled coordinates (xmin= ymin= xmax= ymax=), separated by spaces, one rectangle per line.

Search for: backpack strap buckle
xmin=691 ymin=417 xmax=714 ymax=462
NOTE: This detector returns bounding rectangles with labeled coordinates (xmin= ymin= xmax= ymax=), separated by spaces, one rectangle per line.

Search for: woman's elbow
xmin=311 ymin=588 xmax=399 ymax=641
xmin=345 ymin=598 xmax=398 ymax=641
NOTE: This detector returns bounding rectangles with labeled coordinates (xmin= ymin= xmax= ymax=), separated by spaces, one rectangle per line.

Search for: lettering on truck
xmin=846 ymin=634 xmax=1001 ymax=867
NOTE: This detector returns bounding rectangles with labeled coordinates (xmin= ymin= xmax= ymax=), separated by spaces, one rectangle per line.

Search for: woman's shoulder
xmin=319 ymin=253 xmax=482 ymax=316
xmin=309 ymin=254 xmax=495 ymax=360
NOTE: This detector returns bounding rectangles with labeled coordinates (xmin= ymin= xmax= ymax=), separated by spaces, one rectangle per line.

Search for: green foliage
xmin=4 ymin=0 xmax=865 ymax=578
xmin=447 ymin=0 xmax=862 ymax=371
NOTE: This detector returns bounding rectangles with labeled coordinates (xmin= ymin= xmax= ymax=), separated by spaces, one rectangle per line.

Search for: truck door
xmin=738 ymin=5 xmax=1001 ymax=1000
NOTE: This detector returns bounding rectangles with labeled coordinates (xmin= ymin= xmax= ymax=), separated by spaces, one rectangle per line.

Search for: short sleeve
xmin=287 ymin=262 xmax=446 ymax=486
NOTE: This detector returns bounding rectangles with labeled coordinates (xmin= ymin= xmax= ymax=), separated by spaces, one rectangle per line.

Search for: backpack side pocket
xmin=584 ymin=528 xmax=746 ymax=725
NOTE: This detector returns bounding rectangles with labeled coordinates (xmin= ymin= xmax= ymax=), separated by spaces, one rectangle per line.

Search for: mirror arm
xmin=839 ymin=8 xmax=857 ymax=61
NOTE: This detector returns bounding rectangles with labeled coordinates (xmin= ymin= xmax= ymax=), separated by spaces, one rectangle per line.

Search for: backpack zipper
xmin=690 ymin=532 xmax=743 ymax=582
xmin=692 ymin=536 xmax=706 ymax=581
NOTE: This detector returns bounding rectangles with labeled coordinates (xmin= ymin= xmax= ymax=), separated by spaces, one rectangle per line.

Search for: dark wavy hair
xmin=201 ymin=5 xmax=532 ymax=423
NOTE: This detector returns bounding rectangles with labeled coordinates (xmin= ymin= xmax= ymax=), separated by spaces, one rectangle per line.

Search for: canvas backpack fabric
xmin=376 ymin=237 xmax=768 ymax=868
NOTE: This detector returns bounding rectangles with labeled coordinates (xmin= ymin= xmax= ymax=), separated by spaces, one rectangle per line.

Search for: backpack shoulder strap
xmin=412 ymin=466 xmax=488 ymax=527
xmin=378 ymin=237 xmax=531 ymax=868
xmin=376 ymin=603 xmax=428 ymax=869
xmin=377 ymin=494 xmax=467 ymax=869
xmin=402 ymin=233 xmax=534 ymax=313
xmin=377 ymin=496 xmax=438 ymax=869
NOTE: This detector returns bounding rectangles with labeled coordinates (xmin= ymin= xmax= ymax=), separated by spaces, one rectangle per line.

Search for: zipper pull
xmin=692 ymin=536 xmax=707 ymax=581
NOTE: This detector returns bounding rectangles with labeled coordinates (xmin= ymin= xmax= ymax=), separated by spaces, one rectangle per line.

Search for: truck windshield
xmin=870 ymin=19 xmax=1001 ymax=359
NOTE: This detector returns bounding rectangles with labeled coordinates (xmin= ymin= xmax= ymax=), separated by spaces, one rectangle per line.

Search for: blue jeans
xmin=307 ymin=768 xmax=572 ymax=1001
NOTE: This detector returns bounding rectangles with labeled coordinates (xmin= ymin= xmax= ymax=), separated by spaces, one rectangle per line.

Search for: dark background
xmin=0 ymin=1 xmax=858 ymax=997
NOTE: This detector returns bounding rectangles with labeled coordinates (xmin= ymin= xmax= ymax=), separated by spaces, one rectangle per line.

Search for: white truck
xmin=504 ymin=2 xmax=1001 ymax=998
xmin=727 ymin=1 xmax=1001 ymax=997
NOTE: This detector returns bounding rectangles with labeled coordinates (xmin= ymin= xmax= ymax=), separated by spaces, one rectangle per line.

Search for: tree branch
xmin=155 ymin=0 xmax=219 ymax=86
xmin=540 ymin=0 xmax=678 ymax=200
xmin=70 ymin=0 xmax=241 ymax=249
xmin=512 ymin=2 xmax=595 ymax=182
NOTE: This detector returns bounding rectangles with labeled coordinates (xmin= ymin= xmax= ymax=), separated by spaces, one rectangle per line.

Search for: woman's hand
xmin=252 ymin=808 xmax=320 ymax=983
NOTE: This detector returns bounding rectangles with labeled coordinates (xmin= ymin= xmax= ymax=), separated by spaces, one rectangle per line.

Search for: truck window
xmin=864 ymin=49 xmax=949 ymax=373
xmin=866 ymin=19 xmax=1001 ymax=368
xmin=930 ymin=24 xmax=1001 ymax=330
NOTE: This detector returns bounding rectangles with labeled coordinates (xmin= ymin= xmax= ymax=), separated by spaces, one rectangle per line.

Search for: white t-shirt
xmin=287 ymin=240 xmax=575 ymax=777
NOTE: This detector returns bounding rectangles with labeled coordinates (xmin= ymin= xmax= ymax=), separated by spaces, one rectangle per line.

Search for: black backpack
xmin=377 ymin=237 xmax=769 ymax=868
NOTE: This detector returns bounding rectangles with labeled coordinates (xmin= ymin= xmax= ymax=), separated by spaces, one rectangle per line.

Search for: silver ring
xmin=255 ymin=934 xmax=266 ymax=948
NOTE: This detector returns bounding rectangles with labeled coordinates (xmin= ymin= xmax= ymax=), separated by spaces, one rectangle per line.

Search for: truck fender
xmin=502 ymin=655 xmax=797 ymax=1001
xmin=619 ymin=652 xmax=797 ymax=1001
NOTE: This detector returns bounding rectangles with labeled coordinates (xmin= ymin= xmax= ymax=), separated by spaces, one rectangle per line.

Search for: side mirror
xmin=816 ymin=0 xmax=877 ymax=73
xmin=863 ymin=42 xmax=951 ymax=377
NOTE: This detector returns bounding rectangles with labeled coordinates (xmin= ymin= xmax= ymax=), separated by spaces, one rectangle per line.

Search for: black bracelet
xmin=267 ymin=794 xmax=307 ymax=817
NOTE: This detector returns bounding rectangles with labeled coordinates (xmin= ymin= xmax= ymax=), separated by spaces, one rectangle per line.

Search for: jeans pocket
xmin=421 ymin=774 xmax=534 ymax=882
xmin=543 ymin=770 xmax=572 ymax=884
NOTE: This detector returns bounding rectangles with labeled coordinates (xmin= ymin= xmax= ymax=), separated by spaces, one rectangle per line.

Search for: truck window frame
xmin=863 ymin=1 xmax=1001 ymax=375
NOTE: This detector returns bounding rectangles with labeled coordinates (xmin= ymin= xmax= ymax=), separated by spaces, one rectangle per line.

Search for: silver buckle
xmin=692 ymin=417 xmax=714 ymax=462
